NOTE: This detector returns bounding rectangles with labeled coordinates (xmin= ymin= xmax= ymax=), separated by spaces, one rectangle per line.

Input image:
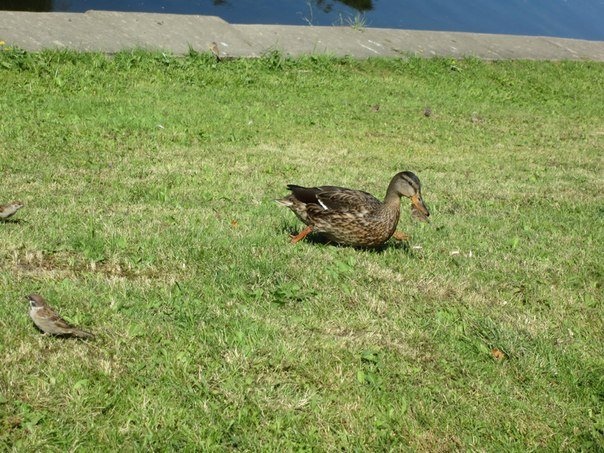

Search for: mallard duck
xmin=277 ymin=172 xmax=429 ymax=246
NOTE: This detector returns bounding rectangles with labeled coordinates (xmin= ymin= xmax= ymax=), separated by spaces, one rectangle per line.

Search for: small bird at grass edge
xmin=0 ymin=201 xmax=24 ymax=220
xmin=26 ymin=294 xmax=94 ymax=339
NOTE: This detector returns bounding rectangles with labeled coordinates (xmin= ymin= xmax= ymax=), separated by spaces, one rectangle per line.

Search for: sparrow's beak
xmin=411 ymin=194 xmax=429 ymax=217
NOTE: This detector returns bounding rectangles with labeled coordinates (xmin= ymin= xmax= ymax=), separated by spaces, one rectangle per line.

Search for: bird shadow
xmin=31 ymin=323 xmax=93 ymax=340
xmin=0 ymin=218 xmax=25 ymax=224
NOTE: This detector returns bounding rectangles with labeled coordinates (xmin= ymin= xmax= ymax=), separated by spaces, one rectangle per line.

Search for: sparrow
xmin=0 ymin=201 xmax=24 ymax=220
xmin=411 ymin=204 xmax=430 ymax=222
xmin=471 ymin=111 xmax=483 ymax=124
xmin=209 ymin=41 xmax=221 ymax=62
xmin=26 ymin=294 xmax=94 ymax=339
xmin=393 ymin=205 xmax=430 ymax=240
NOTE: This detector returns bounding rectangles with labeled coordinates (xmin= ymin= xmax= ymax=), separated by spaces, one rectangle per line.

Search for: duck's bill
xmin=411 ymin=195 xmax=429 ymax=217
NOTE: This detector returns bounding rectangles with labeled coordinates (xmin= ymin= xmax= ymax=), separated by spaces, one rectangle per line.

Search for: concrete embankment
xmin=1 ymin=10 xmax=603 ymax=60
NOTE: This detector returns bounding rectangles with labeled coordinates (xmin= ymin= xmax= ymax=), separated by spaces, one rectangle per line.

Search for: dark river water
xmin=2 ymin=0 xmax=604 ymax=41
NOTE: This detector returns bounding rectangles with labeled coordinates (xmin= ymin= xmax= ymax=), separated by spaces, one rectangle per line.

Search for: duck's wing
xmin=286 ymin=185 xmax=324 ymax=204
xmin=287 ymin=185 xmax=381 ymax=211
xmin=315 ymin=187 xmax=382 ymax=212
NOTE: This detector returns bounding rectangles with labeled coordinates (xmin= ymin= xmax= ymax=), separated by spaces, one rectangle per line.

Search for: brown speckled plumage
xmin=0 ymin=201 xmax=23 ymax=219
xmin=277 ymin=172 xmax=429 ymax=247
xmin=26 ymin=294 xmax=94 ymax=339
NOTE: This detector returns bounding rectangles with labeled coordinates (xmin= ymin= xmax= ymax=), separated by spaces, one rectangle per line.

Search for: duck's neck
xmin=383 ymin=182 xmax=402 ymax=207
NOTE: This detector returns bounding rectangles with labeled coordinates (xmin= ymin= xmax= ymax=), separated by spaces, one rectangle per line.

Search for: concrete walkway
xmin=1 ymin=10 xmax=604 ymax=61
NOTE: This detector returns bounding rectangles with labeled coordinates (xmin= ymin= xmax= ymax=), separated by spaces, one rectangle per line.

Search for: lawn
xmin=0 ymin=48 xmax=602 ymax=450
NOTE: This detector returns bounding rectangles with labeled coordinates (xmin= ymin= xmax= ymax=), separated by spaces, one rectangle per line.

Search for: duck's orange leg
xmin=392 ymin=231 xmax=411 ymax=241
xmin=290 ymin=226 xmax=313 ymax=244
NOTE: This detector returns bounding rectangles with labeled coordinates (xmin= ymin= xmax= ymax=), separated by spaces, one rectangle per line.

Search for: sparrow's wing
xmin=39 ymin=306 xmax=74 ymax=329
xmin=38 ymin=305 xmax=94 ymax=338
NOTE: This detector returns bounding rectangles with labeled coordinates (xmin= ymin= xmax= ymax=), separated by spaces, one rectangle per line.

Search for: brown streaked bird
xmin=276 ymin=171 xmax=429 ymax=247
xmin=0 ymin=201 xmax=24 ymax=220
xmin=411 ymin=204 xmax=430 ymax=222
xmin=209 ymin=41 xmax=221 ymax=62
xmin=26 ymin=294 xmax=94 ymax=339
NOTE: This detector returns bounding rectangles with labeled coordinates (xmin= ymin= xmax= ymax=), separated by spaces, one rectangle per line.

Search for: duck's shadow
xmin=0 ymin=218 xmax=25 ymax=224
xmin=281 ymin=224 xmax=412 ymax=254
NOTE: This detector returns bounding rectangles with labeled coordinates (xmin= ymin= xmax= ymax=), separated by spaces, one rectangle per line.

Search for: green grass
xmin=0 ymin=48 xmax=603 ymax=450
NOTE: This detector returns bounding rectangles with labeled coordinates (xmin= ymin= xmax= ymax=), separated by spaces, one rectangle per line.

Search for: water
xmin=2 ymin=0 xmax=604 ymax=41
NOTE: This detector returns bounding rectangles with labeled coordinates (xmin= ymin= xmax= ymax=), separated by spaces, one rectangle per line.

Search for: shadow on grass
xmin=28 ymin=322 xmax=96 ymax=341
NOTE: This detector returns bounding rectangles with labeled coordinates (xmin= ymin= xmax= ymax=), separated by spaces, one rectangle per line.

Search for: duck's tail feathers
xmin=275 ymin=197 xmax=294 ymax=207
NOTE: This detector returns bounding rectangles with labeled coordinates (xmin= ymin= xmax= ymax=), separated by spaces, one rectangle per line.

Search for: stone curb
xmin=1 ymin=10 xmax=603 ymax=61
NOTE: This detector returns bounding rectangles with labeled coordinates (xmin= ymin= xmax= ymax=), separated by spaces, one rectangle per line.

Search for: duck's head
xmin=388 ymin=171 xmax=429 ymax=217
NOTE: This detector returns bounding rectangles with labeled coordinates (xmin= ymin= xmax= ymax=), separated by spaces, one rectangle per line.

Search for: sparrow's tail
xmin=71 ymin=328 xmax=94 ymax=339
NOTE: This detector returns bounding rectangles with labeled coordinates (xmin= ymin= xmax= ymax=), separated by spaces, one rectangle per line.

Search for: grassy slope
xmin=0 ymin=49 xmax=602 ymax=450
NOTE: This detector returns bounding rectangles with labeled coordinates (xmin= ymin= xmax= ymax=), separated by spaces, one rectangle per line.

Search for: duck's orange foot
xmin=392 ymin=231 xmax=411 ymax=241
xmin=290 ymin=226 xmax=313 ymax=244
